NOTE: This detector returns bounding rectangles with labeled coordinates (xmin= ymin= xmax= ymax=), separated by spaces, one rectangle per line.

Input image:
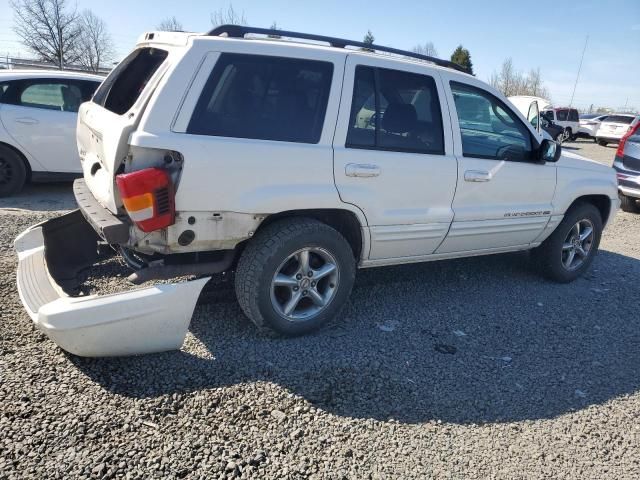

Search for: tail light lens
xmin=615 ymin=122 xmax=640 ymax=158
xmin=116 ymin=168 xmax=175 ymax=232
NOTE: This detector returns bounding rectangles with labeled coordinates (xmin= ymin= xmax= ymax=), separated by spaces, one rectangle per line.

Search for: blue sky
xmin=1 ymin=0 xmax=638 ymax=110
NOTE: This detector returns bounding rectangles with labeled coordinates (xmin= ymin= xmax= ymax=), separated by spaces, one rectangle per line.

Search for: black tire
xmin=235 ymin=217 xmax=356 ymax=336
xmin=597 ymin=139 xmax=608 ymax=147
xmin=0 ymin=145 xmax=27 ymax=197
xmin=532 ymin=202 xmax=603 ymax=283
xmin=620 ymin=194 xmax=640 ymax=213
xmin=563 ymin=128 xmax=573 ymax=142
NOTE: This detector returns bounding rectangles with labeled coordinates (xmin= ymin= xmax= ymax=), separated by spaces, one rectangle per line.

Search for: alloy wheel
xmin=270 ymin=247 xmax=340 ymax=322
xmin=561 ymin=219 xmax=594 ymax=271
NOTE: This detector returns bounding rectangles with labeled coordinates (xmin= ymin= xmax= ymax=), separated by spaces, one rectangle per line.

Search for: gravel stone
xmin=1 ymin=142 xmax=640 ymax=479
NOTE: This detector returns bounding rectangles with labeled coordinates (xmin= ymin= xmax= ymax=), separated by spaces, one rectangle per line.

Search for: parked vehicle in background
xmin=0 ymin=70 xmax=103 ymax=196
xmin=613 ymin=120 xmax=640 ymax=212
xmin=14 ymin=26 xmax=619 ymax=357
xmin=508 ymin=95 xmax=564 ymax=141
xmin=578 ymin=113 xmax=609 ymax=140
xmin=542 ymin=107 xmax=580 ymax=141
xmin=595 ymin=114 xmax=639 ymax=146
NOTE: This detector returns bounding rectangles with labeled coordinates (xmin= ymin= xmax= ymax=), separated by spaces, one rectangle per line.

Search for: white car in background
xmin=541 ymin=107 xmax=580 ymax=141
xmin=0 ymin=70 xmax=103 ymax=196
xmin=595 ymin=114 xmax=639 ymax=146
xmin=578 ymin=113 xmax=609 ymax=140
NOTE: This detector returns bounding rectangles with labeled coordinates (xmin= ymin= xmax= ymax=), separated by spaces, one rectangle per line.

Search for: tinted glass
xmin=450 ymin=81 xmax=532 ymax=162
xmin=605 ymin=115 xmax=634 ymax=124
xmin=346 ymin=66 xmax=444 ymax=154
xmin=93 ymin=47 xmax=168 ymax=115
xmin=556 ymin=109 xmax=568 ymax=121
xmin=568 ymin=109 xmax=579 ymax=121
xmin=14 ymin=81 xmax=91 ymax=112
xmin=0 ymin=82 xmax=8 ymax=102
xmin=188 ymin=54 xmax=333 ymax=144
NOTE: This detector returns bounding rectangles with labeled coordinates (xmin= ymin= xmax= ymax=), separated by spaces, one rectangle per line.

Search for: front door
xmin=333 ymin=56 xmax=458 ymax=260
xmin=436 ymin=76 xmax=556 ymax=254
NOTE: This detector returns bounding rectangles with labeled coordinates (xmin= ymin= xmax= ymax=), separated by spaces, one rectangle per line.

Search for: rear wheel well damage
xmin=249 ymin=209 xmax=363 ymax=261
xmin=567 ymin=195 xmax=611 ymax=225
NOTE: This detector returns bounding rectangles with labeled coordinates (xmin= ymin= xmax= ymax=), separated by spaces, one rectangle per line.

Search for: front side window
xmin=187 ymin=54 xmax=333 ymax=144
xmin=450 ymin=81 xmax=532 ymax=162
xmin=346 ymin=66 xmax=444 ymax=154
xmin=527 ymin=101 xmax=539 ymax=131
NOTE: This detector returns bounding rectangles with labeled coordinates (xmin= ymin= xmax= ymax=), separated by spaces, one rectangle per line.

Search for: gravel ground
xmin=2 ymin=141 xmax=640 ymax=479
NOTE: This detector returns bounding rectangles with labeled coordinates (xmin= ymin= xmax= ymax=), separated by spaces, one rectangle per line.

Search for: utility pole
xmin=569 ymin=35 xmax=588 ymax=108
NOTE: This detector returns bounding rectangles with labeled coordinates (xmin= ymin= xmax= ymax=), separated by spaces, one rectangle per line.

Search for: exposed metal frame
xmin=206 ymin=25 xmax=471 ymax=74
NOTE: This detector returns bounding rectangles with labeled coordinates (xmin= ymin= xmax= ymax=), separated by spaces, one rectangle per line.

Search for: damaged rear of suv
xmin=15 ymin=26 xmax=619 ymax=357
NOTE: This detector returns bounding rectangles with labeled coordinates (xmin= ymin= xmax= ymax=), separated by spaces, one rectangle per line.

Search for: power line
xmin=569 ymin=35 xmax=588 ymax=108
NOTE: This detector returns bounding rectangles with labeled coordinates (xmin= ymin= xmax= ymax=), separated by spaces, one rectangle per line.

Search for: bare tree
xmin=210 ymin=4 xmax=247 ymax=27
xmin=490 ymin=58 xmax=551 ymax=98
xmin=11 ymin=0 xmax=82 ymax=69
xmin=412 ymin=42 xmax=438 ymax=57
xmin=157 ymin=16 xmax=183 ymax=32
xmin=76 ymin=10 xmax=114 ymax=72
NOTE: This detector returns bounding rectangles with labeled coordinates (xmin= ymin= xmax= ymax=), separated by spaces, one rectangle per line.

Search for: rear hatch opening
xmin=77 ymin=46 xmax=170 ymax=214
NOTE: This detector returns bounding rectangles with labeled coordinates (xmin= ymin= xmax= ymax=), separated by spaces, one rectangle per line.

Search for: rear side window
xmin=346 ymin=65 xmax=444 ymax=154
xmin=568 ymin=109 xmax=579 ymax=121
xmin=605 ymin=115 xmax=634 ymax=124
xmin=556 ymin=109 xmax=568 ymax=121
xmin=1 ymin=79 xmax=98 ymax=112
xmin=187 ymin=54 xmax=333 ymax=144
xmin=93 ymin=47 xmax=168 ymax=115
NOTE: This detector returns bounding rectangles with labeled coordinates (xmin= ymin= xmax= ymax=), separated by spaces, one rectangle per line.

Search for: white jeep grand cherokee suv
xmin=14 ymin=26 xmax=619 ymax=356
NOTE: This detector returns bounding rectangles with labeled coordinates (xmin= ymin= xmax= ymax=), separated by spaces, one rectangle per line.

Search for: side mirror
xmin=539 ymin=138 xmax=561 ymax=163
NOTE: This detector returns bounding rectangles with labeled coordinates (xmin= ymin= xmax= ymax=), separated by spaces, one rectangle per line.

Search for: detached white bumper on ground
xmin=14 ymin=212 xmax=209 ymax=357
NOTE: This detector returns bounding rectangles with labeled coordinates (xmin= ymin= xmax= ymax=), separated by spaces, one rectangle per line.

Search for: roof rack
xmin=206 ymin=25 xmax=470 ymax=74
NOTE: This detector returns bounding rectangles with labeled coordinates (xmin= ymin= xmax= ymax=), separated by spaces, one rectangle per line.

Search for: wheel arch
xmin=253 ymin=208 xmax=366 ymax=261
xmin=566 ymin=194 xmax=612 ymax=226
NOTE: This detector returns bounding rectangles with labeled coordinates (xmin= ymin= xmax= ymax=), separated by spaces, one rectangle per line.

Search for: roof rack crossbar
xmin=206 ymin=25 xmax=470 ymax=74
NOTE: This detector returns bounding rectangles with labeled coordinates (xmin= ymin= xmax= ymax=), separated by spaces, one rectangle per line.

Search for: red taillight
xmin=116 ymin=168 xmax=175 ymax=232
xmin=615 ymin=122 xmax=640 ymax=158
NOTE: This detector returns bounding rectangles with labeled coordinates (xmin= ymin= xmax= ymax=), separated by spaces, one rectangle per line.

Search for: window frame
xmin=345 ymin=65 xmax=446 ymax=156
xmin=185 ymin=53 xmax=334 ymax=145
xmin=449 ymin=80 xmax=539 ymax=163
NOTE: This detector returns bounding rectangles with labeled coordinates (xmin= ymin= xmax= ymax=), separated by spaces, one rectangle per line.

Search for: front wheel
xmin=532 ymin=202 xmax=603 ymax=283
xmin=235 ymin=218 xmax=356 ymax=336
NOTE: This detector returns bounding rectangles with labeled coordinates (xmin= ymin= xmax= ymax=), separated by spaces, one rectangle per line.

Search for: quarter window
xmin=450 ymin=81 xmax=533 ymax=162
xmin=346 ymin=66 xmax=444 ymax=154
xmin=188 ymin=54 xmax=333 ymax=144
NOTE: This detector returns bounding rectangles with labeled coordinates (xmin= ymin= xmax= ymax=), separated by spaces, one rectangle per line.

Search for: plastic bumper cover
xmin=14 ymin=210 xmax=209 ymax=357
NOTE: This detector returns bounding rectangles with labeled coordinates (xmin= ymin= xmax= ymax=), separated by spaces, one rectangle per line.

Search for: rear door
xmin=77 ymin=47 xmax=169 ymax=212
xmin=1 ymin=78 xmax=98 ymax=173
xmin=333 ymin=56 xmax=457 ymax=260
xmin=436 ymin=74 xmax=556 ymax=253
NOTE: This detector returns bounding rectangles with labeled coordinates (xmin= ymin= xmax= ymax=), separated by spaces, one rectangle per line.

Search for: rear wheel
xmin=235 ymin=218 xmax=356 ymax=336
xmin=620 ymin=194 xmax=640 ymax=213
xmin=0 ymin=145 xmax=27 ymax=197
xmin=597 ymin=138 xmax=608 ymax=147
xmin=533 ymin=202 xmax=602 ymax=283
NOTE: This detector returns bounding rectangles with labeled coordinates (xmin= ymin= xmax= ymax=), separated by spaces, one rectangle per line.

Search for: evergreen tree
xmin=362 ymin=30 xmax=375 ymax=52
xmin=450 ymin=45 xmax=474 ymax=75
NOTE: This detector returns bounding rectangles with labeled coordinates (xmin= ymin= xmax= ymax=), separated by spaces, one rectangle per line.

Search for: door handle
xmin=345 ymin=163 xmax=381 ymax=178
xmin=464 ymin=170 xmax=492 ymax=182
xmin=15 ymin=117 xmax=39 ymax=125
